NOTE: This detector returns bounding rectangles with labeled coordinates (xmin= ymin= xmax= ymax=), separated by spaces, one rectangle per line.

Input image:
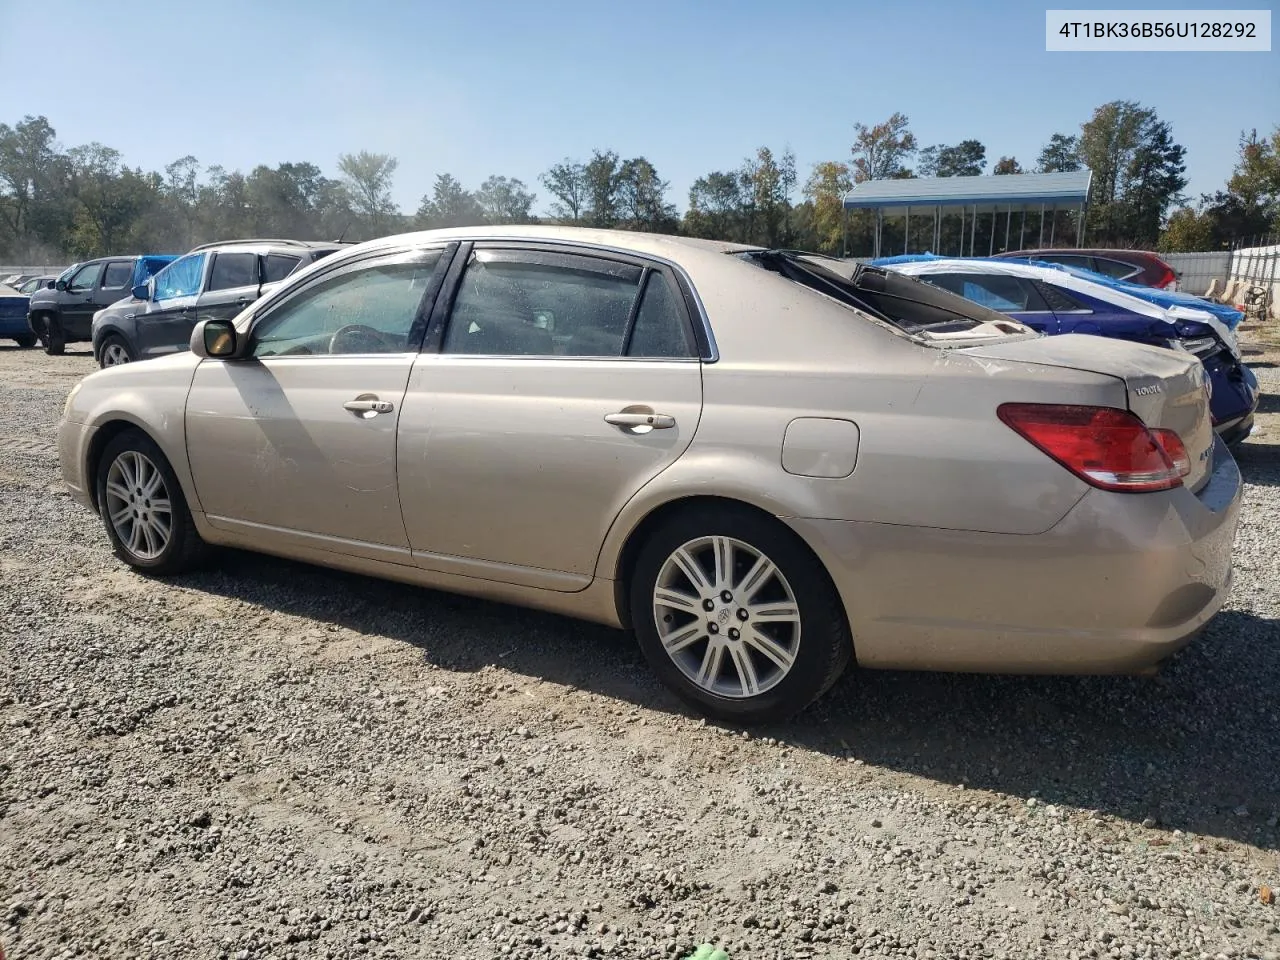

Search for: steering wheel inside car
xmin=328 ymin=323 xmax=398 ymax=354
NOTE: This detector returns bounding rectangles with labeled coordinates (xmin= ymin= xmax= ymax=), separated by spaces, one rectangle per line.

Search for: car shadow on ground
xmin=175 ymin=547 xmax=1280 ymax=851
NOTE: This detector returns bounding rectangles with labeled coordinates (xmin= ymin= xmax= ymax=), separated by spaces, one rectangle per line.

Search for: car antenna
xmin=336 ymin=222 xmax=351 ymax=243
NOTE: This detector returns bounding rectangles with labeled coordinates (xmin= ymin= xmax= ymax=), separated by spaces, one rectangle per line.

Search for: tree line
xmin=2 ymin=101 xmax=1276 ymax=264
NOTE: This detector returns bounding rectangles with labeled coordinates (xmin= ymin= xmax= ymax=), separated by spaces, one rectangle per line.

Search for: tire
xmin=13 ymin=333 xmax=36 ymax=349
xmin=629 ymin=505 xmax=852 ymax=724
xmin=44 ymin=315 xmax=65 ymax=355
xmin=98 ymin=333 xmax=135 ymax=368
xmin=95 ymin=429 xmax=208 ymax=576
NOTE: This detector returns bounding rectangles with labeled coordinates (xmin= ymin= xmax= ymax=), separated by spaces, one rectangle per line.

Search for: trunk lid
xmin=961 ymin=334 xmax=1215 ymax=491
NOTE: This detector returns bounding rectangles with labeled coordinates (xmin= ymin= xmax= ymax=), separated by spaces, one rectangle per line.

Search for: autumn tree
xmin=803 ymin=161 xmax=852 ymax=254
xmin=993 ymin=156 xmax=1023 ymax=175
xmin=851 ymin=113 xmax=917 ymax=182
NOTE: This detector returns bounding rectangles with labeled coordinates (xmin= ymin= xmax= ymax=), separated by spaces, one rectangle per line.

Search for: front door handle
xmin=604 ymin=411 xmax=675 ymax=429
xmin=344 ymin=398 xmax=395 ymax=418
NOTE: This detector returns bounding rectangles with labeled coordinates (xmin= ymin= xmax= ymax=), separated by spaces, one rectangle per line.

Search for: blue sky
xmin=4 ymin=0 xmax=1276 ymax=215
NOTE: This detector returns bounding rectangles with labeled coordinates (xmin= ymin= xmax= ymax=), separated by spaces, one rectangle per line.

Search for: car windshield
xmin=736 ymin=249 xmax=1014 ymax=336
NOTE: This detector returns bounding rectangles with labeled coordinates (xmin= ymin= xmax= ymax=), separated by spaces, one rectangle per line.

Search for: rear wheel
xmin=95 ymin=429 xmax=208 ymax=575
xmin=98 ymin=334 xmax=134 ymax=368
xmin=43 ymin=314 xmax=65 ymax=355
xmin=630 ymin=505 xmax=852 ymax=724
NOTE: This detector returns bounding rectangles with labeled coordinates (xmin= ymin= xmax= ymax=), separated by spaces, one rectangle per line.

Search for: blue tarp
xmin=869 ymin=253 xmax=1244 ymax=330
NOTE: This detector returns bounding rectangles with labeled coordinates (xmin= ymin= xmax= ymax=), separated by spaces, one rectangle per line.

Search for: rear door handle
xmin=344 ymin=398 xmax=395 ymax=416
xmin=604 ymin=411 xmax=675 ymax=429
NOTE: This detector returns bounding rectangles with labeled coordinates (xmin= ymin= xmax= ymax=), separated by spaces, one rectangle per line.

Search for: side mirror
xmin=45 ymin=280 xmax=55 ymax=289
xmin=191 ymin=319 xmax=238 ymax=359
xmin=55 ymin=279 xmax=67 ymax=291
xmin=131 ymin=282 xmax=150 ymax=300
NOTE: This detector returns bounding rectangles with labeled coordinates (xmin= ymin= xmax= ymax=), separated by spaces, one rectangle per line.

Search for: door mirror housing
xmin=55 ymin=279 xmax=67 ymax=291
xmin=191 ymin=319 xmax=238 ymax=359
xmin=131 ymin=282 xmax=150 ymax=301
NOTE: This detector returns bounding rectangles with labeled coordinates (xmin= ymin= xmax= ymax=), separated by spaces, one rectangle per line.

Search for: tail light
xmin=997 ymin=403 xmax=1190 ymax=492
xmin=1157 ymin=267 xmax=1178 ymax=291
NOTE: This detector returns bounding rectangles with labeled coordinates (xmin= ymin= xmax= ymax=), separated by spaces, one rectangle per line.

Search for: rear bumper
xmin=786 ymin=436 xmax=1242 ymax=674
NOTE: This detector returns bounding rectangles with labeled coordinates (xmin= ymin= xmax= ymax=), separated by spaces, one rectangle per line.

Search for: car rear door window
xmin=625 ymin=272 xmax=695 ymax=358
xmin=101 ymin=261 xmax=134 ymax=291
xmin=442 ymin=251 xmax=644 ymax=358
xmin=1035 ymin=282 xmax=1091 ymax=313
xmin=66 ymin=262 xmax=103 ymax=292
xmin=208 ymin=252 xmax=259 ymax=291
xmin=251 ymin=252 xmax=443 ymax=357
xmin=263 ymin=254 xmax=302 ymax=283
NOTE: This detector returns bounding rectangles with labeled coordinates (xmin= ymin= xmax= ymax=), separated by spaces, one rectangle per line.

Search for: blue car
xmin=876 ymin=255 xmax=1258 ymax=447
xmin=0 ymin=279 xmax=39 ymax=347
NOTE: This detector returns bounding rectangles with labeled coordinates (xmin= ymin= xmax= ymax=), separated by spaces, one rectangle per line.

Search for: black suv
xmin=27 ymin=255 xmax=178 ymax=354
xmin=91 ymin=239 xmax=345 ymax=367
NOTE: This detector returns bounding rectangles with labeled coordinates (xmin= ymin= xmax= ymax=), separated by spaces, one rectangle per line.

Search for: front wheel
xmin=43 ymin=315 xmax=65 ymax=355
xmin=98 ymin=334 xmax=134 ymax=368
xmin=630 ymin=506 xmax=852 ymax=724
xmin=95 ymin=429 xmax=208 ymax=575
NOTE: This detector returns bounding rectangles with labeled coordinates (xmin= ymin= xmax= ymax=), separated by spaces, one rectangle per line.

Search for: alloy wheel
xmin=102 ymin=342 xmax=131 ymax=366
xmin=104 ymin=451 xmax=172 ymax=561
xmin=652 ymin=535 xmax=801 ymax=699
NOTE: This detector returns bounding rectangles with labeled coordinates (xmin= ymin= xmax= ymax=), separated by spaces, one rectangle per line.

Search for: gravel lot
xmin=2 ymin=343 xmax=1279 ymax=960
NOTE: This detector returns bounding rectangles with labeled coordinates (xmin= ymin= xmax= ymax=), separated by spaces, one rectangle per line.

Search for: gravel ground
xmin=2 ymin=343 xmax=1279 ymax=960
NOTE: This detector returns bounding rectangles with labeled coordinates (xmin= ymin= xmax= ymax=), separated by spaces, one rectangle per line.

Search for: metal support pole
xmin=969 ymin=204 xmax=977 ymax=257
xmin=875 ymin=209 xmax=883 ymax=259
xmin=1076 ymin=203 xmax=1085 ymax=245
xmin=1020 ymin=208 xmax=1026 ymax=249
xmin=904 ymin=208 xmax=910 ymax=254
xmin=934 ymin=205 xmax=940 ymax=253
xmin=958 ymin=206 xmax=964 ymax=256
xmin=1038 ymin=203 xmax=1045 ymax=246
xmin=1004 ymin=204 xmax=1011 ymax=252
xmin=989 ymin=209 xmax=996 ymax=256
xmin=1049 ymin=204 xmax=1057 ymax=245
xmin=841 ymin=206 xmax=848 ymax=258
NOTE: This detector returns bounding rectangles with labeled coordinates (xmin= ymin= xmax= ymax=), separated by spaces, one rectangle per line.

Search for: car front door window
xmin=101 ymin=261 xmax=134 ymax=292
xmin=66 ymin=263 xmax=103 ymax=294
xmin=154 ymin=254 xmax=206 ymax=301
xmin=251 ymin=253 xmax=443 ymax=358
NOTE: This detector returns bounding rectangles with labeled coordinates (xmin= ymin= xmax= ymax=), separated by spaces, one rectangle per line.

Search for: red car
xmin=993 ymin=248 xmax=1179 ymax=291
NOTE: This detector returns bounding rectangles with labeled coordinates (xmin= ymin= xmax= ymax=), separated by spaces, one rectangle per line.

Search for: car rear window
xmin=263 ymin=254 xmax=302 ymax=283
xmin=1092 ymin=257 xmax=1139 ymax=280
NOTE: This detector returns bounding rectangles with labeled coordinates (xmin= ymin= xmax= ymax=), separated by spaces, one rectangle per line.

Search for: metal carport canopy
xmin=842 ymin=170 xmax=1092 ymax=213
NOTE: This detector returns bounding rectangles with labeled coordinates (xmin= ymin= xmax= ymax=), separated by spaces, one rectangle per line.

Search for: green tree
xmin=917 ymin=140 xmax=986 ymax=177
xmin=1078 ymin=101 xmax=1186 ymax=245
xmin=337 ymin=151 xmax=399 ymax=236
xmin=65 ymin=144 xmax=159 ymax=256
xmin=475 ymin=175 xmax=536 ymax=224
xmin=851 ymin=113 xmax=917 ymax=182
xmin=1036 ymin=133 xmax=1081 ymax=173
xmin=0 ymin=115 xmax=67 ymax=258
xmin=684 ymin=171 xmax=744 ymax=240
xmin=583 ymin=149 xmax=622 ymax=228
xmin=1159 ymin=206 xmax=1214 ymax=252
xmin=539 ymin=159 xmax=588 ymax=223
xmin=615 ymin=158 xmax=676 ymax=232
xmin=416 ymin=173 xmax=485 ymax=228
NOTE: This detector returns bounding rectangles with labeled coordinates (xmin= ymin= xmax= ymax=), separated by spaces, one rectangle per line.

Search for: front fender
xmin=64 ymin=357 xmax=204 ymax=515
